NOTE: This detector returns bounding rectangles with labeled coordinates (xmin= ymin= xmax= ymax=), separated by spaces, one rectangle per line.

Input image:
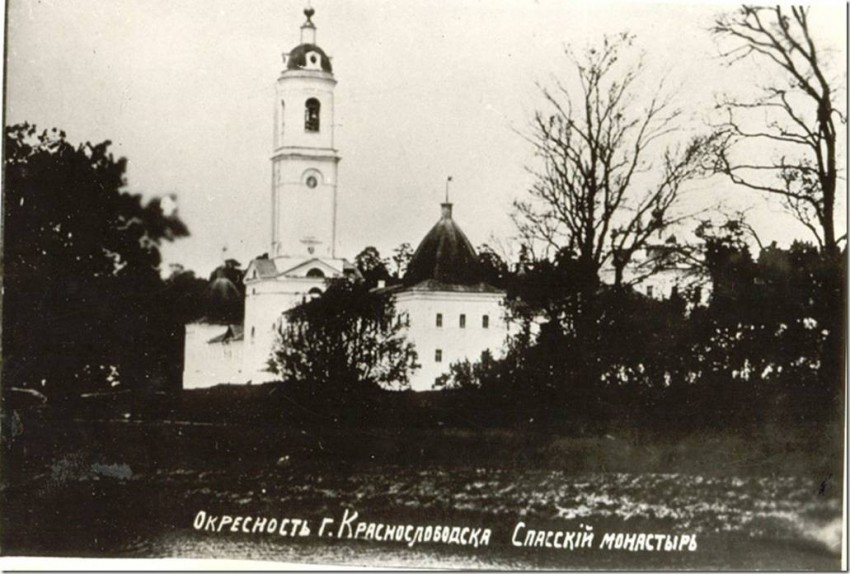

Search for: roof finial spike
xmin=300 ymin=3 xmax=316 ymax=43
xmin=445 ymin=175 xmax=453 ymax=204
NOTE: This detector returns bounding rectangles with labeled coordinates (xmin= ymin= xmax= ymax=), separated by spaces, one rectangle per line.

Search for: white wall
xmin=243 ymin=256 xmax=348 ymax=383
xmin=271 ymin=153 xmax=339 ymax=259
xmin=183 ymin=323 xmax=244 ymax=389
xmin=395 ymin=290 xmax=508 ymax=391
xmin=600 ymin=265 xmax=710 ymax=304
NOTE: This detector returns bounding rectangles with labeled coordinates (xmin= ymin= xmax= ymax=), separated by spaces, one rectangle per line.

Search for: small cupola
xmin=282 ymin=7 xmax=333 ymax=73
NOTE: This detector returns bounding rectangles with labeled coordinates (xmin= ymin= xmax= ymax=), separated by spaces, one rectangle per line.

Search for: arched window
xmin=308 ymin=287 xmax=323 ymax=300
xmin=305 ymin=98 xmax=320 ymax=132
xmin=306 ymin=267 xmax=325 ymax=278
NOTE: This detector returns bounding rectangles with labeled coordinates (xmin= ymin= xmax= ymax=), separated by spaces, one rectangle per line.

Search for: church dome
xmin=403 ymin=203 xmax=485 ymax=286
xmin=285 ymin=43 xmax=333 ymax=73
xmin=202 ymin=275 xmax=243 ymax=324
xmin=205 ymin=276 xmax=241 ymax=307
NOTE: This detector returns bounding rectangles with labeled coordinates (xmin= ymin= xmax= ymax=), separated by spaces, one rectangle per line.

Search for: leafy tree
xmin=477 ymin=244 xmax=509 ymax=287
xmin=693 ymin=218 xmax=758 ymax=313
xmin=713 ymin=5 xmax=845 ymax=256
xmin=162 ymin=267 xmax=210 ymax=325
xmin=354 ymin=246 xmax=391 ymax=287
xmin=3 ymin=124 xmax=188 ymax=396
xmin=434 ymin=350 xmax=498 ymax=391
xmin=269 ymin=279 xmax=418 ymax=391
xmin=390 ymin=242 xmax=414 ymax=280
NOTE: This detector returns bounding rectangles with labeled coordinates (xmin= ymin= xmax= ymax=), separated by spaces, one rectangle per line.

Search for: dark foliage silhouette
xmin=3 ymin=124 xmax=189 ymax=397
xmin=269 ymin=279 xmax=418 ymax=391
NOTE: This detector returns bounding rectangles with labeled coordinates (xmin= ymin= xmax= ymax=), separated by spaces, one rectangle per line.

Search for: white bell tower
xmin=241 ymin=6 xmax=352 ymax=384
xmin=271 ymin=7 xmax=340 ymax=258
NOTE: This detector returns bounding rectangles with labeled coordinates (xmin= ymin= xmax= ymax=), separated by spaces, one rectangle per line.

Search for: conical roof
xmin=403 ymin=203 xmax=484 ymax=286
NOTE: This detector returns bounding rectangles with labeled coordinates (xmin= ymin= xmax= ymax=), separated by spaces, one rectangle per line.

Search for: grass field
xmin=1 ymin=409 xmax=843 ymax=569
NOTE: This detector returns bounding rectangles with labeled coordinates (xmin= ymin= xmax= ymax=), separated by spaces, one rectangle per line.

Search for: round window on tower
xmin=306 ymin=175 xmax=318 ymax=189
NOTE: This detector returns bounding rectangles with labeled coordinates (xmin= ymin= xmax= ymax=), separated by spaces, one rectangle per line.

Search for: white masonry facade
xmin=183 ymin=8 xmax=509 ymax=391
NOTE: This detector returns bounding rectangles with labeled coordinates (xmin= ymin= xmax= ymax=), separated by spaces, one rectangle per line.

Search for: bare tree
xmin=514 ymin=33 xmax=715 ymax=288
xmin=713 ymin=5 xmax=845 ymax=256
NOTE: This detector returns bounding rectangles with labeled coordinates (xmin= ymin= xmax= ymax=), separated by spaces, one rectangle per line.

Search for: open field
xmin=1 ymin=409 xmax=843 ymax=569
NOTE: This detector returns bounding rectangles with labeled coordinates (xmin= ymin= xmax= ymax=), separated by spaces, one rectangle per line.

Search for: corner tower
xmin=272 ymin=7 xmax=340 ymax=258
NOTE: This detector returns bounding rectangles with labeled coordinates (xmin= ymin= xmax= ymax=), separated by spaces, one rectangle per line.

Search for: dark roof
xmin=206 ymin=277 xmax=241 ymax=306
xmin=286 ymin=44 xmax=333 ymax=73
xmin=252 ymin=258 xmax=278 ymax=279
xmin=403 ymin=203 xmax=486 ymax=287
xmin=207 ymin=324 xmax=244 ymax=344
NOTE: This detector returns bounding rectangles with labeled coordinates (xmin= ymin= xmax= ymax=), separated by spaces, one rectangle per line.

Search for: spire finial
xmin=300 ymin=3 xmax=316 ymax=43
xmin=445 ymin=176 xmax=453 ymax=203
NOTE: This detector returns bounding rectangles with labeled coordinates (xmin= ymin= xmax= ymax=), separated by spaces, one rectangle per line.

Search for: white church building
xmin=183 ymin=8 xmax=508 ymax=392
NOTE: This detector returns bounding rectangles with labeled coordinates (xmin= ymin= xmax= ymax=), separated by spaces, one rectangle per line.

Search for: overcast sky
xmin=5 ymin=1 xmax=847 ymax=276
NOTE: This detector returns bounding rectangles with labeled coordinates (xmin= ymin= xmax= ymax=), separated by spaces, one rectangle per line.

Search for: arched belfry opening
xmin=305 ymin=98 xmax=320 ymax=132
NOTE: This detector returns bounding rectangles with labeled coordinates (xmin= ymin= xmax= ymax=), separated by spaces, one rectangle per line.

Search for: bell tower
xmin=271 ymin=7 xmax=340 ymax=259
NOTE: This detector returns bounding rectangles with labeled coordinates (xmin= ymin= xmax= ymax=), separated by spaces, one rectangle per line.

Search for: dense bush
xmin=269 ymin=279 xmax=419 ymax=391
xmin=461 ymin=233 xmax=845 ymax=433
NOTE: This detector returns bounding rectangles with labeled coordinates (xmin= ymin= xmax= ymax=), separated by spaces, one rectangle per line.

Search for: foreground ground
xmin=1 ymin=402 xmax=843 ymax=569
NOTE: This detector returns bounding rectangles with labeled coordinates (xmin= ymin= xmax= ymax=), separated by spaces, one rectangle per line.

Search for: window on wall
xmin=305 ymin=98 xmax=320 ymax=132
xmin=436 ymin=313 xmax=443 ymax=327
xmin=482 ymin=315 xmax=489 ymax=329
xmin=459 ymin=314 xmax=466 ymax=328
xmin=308 ymin=287 xmax=323 ymax=300
xmin=306 ymin=267 xmax=325 ymax=278
xmin=435 ymin=349 xmax=442 ymax=363
xmin=647 ymin=285 xmax=654 ymax=298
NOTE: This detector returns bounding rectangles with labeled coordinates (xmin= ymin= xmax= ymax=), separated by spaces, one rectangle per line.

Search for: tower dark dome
xmin=283 ymin=6 xmax=332 ymax=73
xmin=285 ymin=43 xmax=333 ymax=73
xmin=403 ymin=203 xmax=485 ymax=286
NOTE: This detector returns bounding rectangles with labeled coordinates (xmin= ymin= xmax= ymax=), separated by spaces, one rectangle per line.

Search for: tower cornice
xmin=271 ymin=148 xmax=340 ymax=162
xmin=278 ymin=70 xmax=336 ymax=83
